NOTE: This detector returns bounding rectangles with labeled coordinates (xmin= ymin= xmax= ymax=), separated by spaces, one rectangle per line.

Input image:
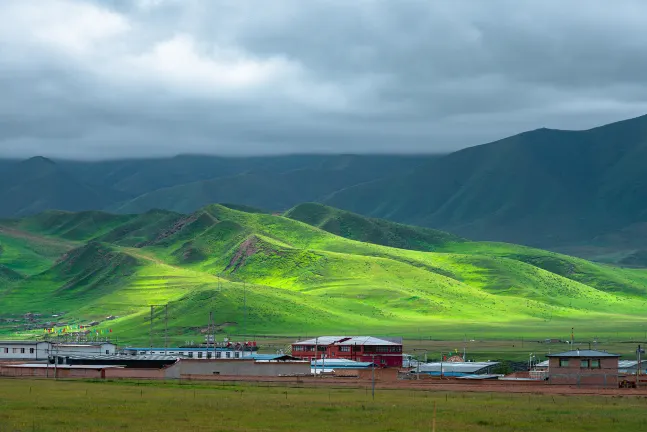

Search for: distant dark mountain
xmin=59 ymin=154 xmax=430 ymax=197
xmin=110 ymin=155 xmax=432 ymax=214
xmin=325 ymin=114 xmax=647 ymax=251
xmin=0 ymin=157 xmax=130 ymax=218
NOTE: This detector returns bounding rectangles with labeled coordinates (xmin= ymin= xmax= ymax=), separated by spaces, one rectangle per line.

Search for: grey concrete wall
xmin=176 ymin=359 xmax=310 ymax=377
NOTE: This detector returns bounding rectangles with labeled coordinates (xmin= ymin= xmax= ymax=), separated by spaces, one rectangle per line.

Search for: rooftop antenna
xmin=571 ymin=327 xmax=574 ymax=348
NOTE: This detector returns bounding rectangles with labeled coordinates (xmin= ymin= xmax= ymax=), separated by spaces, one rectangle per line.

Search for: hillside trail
xmin=121 ymin=247 xmax=230 ymax=283
xmin=0 ymin=225 xmax=78 ymax=248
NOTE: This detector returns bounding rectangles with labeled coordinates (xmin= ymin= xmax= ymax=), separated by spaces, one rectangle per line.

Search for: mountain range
xmin=1 ymin=203 xmax=646 ymax=343
xmin=2 ymin=114 xmax=647 ymax=262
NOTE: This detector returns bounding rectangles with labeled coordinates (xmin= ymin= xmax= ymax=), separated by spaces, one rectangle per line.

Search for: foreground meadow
xmin=0 ymin=379 xmax=646 ymax=431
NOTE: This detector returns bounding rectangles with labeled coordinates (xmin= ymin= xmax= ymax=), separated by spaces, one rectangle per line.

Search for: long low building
xmin=122 ymin=347 xmax=254 ymax=359
xmin=291 ymin=336 xmax=403 ymax=367
xmin=0 ymin=341 xmax=115 ymax=361
xmin=416 ymin=361 xmax=500 ymax=377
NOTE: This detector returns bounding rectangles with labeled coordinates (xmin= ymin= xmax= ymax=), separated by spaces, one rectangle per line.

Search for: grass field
xmin=0 ymin=379 xmax=646 ymax=431
xmin=1 ymin=203 xmax=647 ymax=344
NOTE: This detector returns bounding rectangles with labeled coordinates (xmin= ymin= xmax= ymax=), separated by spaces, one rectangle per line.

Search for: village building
xmin=291 ymin=336 xmax=403 ymax=367
xmin=0 ymin=341 xmax=51 ymax=361
xmin=546 ymin=349 xmax=620 ymax=387
xmin=0 ymin=341 xmax=116 ymax=361
xmin=121 ymin=346 xmax=255 ymax=359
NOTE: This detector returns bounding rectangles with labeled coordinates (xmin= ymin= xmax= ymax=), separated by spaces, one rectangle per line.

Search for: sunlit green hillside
xmin=1 ymin=204 xmax=646 ymax=344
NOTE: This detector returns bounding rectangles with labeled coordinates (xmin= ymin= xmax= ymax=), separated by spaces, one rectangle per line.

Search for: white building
xmin=122 ymin=347 xmax=254 ymax=359
xmin=0 ymin=341 xmax=116 ymax=361
xmin=52 ymin=343 xmax=116 ymax=357
xmin=0 ymin=341 xmax=51 ymax=360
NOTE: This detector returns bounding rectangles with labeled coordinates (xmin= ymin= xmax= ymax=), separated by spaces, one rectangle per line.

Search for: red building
xmin=291 ymin=336 xmax=403 ymax=367
xmin=546 ymin=349 xmax=620 ymax=388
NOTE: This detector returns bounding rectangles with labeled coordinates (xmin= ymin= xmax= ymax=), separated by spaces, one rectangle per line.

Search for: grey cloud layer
xmin=2 ymin=0 xmax=647 ymax=158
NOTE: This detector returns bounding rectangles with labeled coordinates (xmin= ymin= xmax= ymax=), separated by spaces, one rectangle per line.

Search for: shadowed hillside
xmin=324 ymin=114 xmax=647 ymax=257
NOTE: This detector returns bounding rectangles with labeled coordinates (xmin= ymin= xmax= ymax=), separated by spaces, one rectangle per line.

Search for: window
xmin=21 ymin=348 xmax=25 ymax=354
xmin=105 ymin=350 xmax=109 ymax=354
xmin=2 ymin=348 xmax=7 ymax=354
xmin=188 ymin=352 xmax=193 ymax=358
xmin=317 ymin=346 xmax=326 ymax=352
xmin=198 ymin=352 xmax=203 ymax=358
xmin=30 ymin=348 xmax=34 ymax=354
xmin=340 ymin=346 xmax=351 ymax=352
xmin=559 ymin=359 xmax=569 ymax=367
xmin=580 ymin=359 xmax=589 ymax=368
xmin=216 ymin=352 xmax=222 ymax=359
xmin=226 ymin=352 xmax=231 ymax=358
xmin=352 ymin=345 xmax=362 ymax=352
xmin=234 ymin=352 xmax=240 ymax=358
xmin=207 ymin=352 xmax=212 ymax=359
xmin=591 ymin=359 xmax=600 ymax=369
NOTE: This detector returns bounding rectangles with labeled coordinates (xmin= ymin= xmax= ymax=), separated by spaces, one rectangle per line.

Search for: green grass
xmin=1 ymin=379 xmax=646 ymax=432
xmin=2 ymin=203 xmax=647 ymax=344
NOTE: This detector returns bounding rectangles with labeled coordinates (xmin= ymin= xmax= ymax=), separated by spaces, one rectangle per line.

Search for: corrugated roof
xmin=250 ymin=354 xmax=301 ymax=361
xmin=418 ymin=362 xmax=499 ymax=374
xmin=311 ymin=359 xmax=375 ymax=368
xmin=293 ymin=336 xmax=401 ymax=346
xmin=59 ymin=354 xmax=178 ymax=361
xmin=619 ymin=360 xmax=640 ymax=368
xmin=0 ymin=340 xmax=48 ymax=345
xmin=546 ymin=350 xmax=620 ymax=358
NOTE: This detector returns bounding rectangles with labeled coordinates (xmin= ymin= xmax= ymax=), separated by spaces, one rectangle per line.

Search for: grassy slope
xmin=1 ymin=204 xmax=647 ymax=343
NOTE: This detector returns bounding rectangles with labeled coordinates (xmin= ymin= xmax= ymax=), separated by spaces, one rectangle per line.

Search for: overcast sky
xmin=2 ymin=0 xmax=647 ymax=159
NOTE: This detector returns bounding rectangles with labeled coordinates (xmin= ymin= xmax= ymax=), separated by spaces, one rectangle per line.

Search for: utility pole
xmin=413 ymin=348 xmax=428 ymax=380
xmin=314 ymin=337 xmax=318 ymax=376
xmin=164 ymin=304 xmax=168 ymax=355
xmin=53 ymin=343 xmax=58 ymax=380
xmin=637 ymin=345 xmax=645 ymax=388
xmin=209 ymin=311 xmax=214 ymax=356
xmin=371 ymin=354 xmax=375 ymax=400
xmin=440 ymin=351 xmax=444 ymax=379
xmin=212 ymin=310 xmax=217 ymax=357
xmin=149 ymin=305 xmax=154 ymax=355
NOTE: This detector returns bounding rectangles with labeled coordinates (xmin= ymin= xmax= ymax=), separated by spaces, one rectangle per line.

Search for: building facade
xmin=0 ymin=341 xmax=51 ymax=360
xmin=122 ymin=347 xmax=254 ymax=360
xmin=0 ymin=341 xmax=116 ymax=361
xmin=291 ymin=336 xmax=403 ymax=367
xmin=547 ymin=350 xmax=620 ymax=387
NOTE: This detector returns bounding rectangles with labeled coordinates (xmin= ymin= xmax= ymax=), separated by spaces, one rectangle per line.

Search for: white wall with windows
xmin=0 ymin=342 xmax=51 ymax=360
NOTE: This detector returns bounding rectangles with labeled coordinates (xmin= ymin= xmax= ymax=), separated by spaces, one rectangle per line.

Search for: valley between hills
xmin=1 ymin=203 xmax=647 ymax=344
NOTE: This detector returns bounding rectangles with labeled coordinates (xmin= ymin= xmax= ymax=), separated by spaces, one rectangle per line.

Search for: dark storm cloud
xmin=2 ymin=0 xmax=647 ymax=159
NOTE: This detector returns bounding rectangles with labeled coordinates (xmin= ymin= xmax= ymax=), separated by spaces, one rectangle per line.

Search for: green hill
xmin=285 ymin=203 xmax=462 ymax=251
xmin=1 ymin=204 xmax=646 ymax=344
